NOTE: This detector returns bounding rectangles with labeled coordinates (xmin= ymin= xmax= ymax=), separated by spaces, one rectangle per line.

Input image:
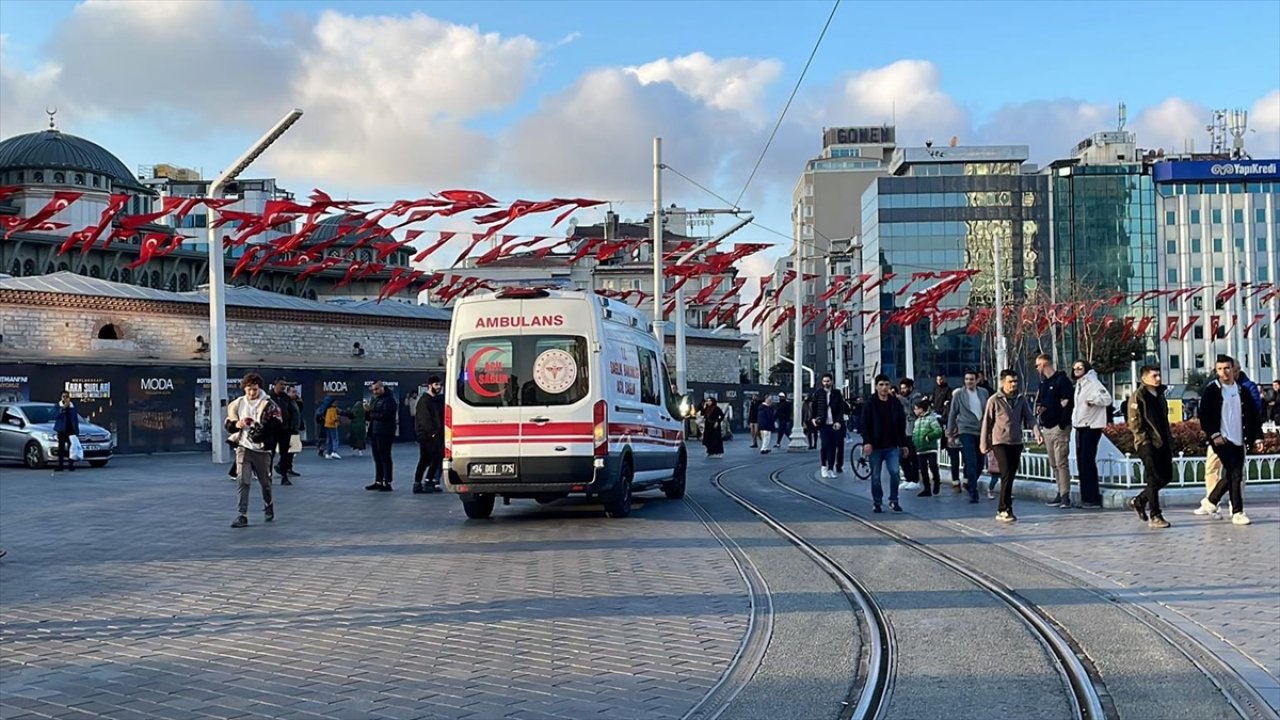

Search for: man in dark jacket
xmin=775 ymin=393 xmax=793 ymax=449
xmin=861 ymin=374 xmax=910 ymax=513
xmin=53 ymin=391 xmax=80 ymax=473
xmin=1126 ymin=365 xmax=1173 ymax=529
xmin=366 ymin=381 xmax=399 ymax=491
xmin=270 ymin=378 xmax=300 ymax=485
xmin=1034 ymin=354 xmax=1075 ymax=508
xmin=931 ymin=374 xmax=961 ymax=491
xmin=810 ymin=373 xmax=848 ymax=477
xmin=1197 ymin=355 xmax=1265 ymax=525
xmin=413 ymin=376 xmax=446 ymax=493
xmin=748 ymin=396 xmax=761 ymax=448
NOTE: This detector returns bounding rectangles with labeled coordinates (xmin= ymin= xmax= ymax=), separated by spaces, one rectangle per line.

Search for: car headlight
xmin=38 ymin=431 xmax=58 ymax=442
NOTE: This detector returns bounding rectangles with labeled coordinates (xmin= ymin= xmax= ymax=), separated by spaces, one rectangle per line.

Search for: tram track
xmin=807 ymin=469 xmax=1280 ymax=720
xmin=701 ymin=460 xmax=1112 ymax=720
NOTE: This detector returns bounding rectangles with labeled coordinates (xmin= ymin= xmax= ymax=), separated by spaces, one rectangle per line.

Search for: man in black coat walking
xmin=1197 ymin=355 xmax=1265 ymax=525
xmin=269 ymin=378 xmax=300 ymax=485
xmin=414 ymin=376 xmax=446 ymax=493
xmin=810 ymin=373 xmax=848 ymax=477
xmin=366 ymin=381 xmax=399 ymax=491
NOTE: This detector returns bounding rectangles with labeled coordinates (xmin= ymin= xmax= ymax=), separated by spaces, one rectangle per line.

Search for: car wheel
xmin=662 ymin=449 xmax=687 ymax=500
xmin=461 ymin=493 xmax=495 ymax=519
xmin=89 ymin=460 xmax=109 ymax=468
xmin=24 ymin=441 xmax=47 ymax=469
xmin=604 ymin=461 xmax=633 ymax=518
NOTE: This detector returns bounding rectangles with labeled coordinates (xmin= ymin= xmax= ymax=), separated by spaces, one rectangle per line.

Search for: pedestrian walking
xmin=285 ymin=386 xmax=303 ymax=477
xmin=1269 ymin=380 xmax=1280 ymax=425
xmin=701 ymin=398 xmax=726 ymax=457
xmin=757 ymin=395 xmax=777 ymax=454
xmin=748 ymin=395 xmax=762 ymax=448
xmin=803 ymin=398 xmax=818 ymax=449
xmin=52 ymin=391 xmax=79 ymax=473
xmin=269 ymin=378 xmax=299 ymax=485
xmin=980 ymin=369 xmax=1041 ymax=523
xmin=1070 ymin=360 xmax=1111 ymax=509
xmin=947 ymin=370 xmax=991 ymax=503
xmin=860 ymin=374 xmax=910 ymax=512
xmin=366 ymin=381 xmax=398 ymax=491
xmin=227 ymin=373 xmax=282 ymax=528
xmin=810 ymin=373 xmax=848 ymax=477
xmin=1126 ymin=365 xmax=1174 ymax=529
xmin=413 ymin=376 xmax=445 ymax=493
xmin=931 ymin=374 xmax=961 ymax=492
xmin=776 ymin=393 xmax=794 ymax=448
xmin=315 ymin=395 xmax=342 ymax=459
xmin=1034 ymin=354 xmax=1075 ymax=509
xmin=1197 ymin=355 xmax=1265 ymax=525
xmin=976 ymin=371 xmax=994 ymax=395
xmin=1195 ymin=361 xmax=1264 ymax=515
xmin=348 ymin=398 xmax=368 ymax=457
xmin=911 ymin=399 xmax=943 ymax=496
xmin=897 ymin=379 xmax=920 ymax=490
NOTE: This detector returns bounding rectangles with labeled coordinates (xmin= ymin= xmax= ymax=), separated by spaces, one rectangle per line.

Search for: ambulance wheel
xmin=604 ymin=462 xmax=633 ymax=519
xmin=662 ymin=450 xmax=686 ymax=500
xmin=461 ymin=493 xmax=495 ymax=519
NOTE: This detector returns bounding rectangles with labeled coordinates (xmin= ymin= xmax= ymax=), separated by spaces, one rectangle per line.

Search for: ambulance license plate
xmin=470 ymin=462 xmax=517 ymax=478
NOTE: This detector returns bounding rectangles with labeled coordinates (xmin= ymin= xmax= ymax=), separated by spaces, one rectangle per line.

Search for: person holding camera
xmin=226 ymin=373 xmax=283 ymax=528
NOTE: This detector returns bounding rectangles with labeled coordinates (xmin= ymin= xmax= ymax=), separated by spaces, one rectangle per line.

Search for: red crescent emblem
xmin=466 ymin=345 xmax=506 ymax=398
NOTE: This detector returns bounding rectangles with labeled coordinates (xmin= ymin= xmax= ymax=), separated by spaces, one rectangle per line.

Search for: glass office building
xmin=861 ymin=146 xmax=1049 ymax=385
xmin=1049 ymin=155 xmax=1158 ymax=364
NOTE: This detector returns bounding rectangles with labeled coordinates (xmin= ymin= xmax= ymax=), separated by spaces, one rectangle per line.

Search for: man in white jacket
xmin=226 ymin=373 xmax=283 ymax=528
xmin=1071 ymin=360 xmax=1112 ymax=509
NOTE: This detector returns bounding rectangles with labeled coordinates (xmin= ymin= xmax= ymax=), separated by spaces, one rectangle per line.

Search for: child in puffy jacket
xmin=911 ymin=399 xmax=944 ymax=497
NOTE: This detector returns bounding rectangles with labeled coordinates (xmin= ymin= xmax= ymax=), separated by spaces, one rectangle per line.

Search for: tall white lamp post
xmin=209 ymin=109 xmax=303 ymax=463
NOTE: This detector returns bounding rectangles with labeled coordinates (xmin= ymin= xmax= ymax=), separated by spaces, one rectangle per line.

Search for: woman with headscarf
xmin=701 ymin=398 xmax=725 ymax=458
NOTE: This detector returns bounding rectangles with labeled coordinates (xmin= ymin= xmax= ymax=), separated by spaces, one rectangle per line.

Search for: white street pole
xmin=651 ymin=137 xmax=663 ymax=346
xmin=208 ymin=109 xmax=303 ymax=464
xmin=834 ymin=317 xmax=845 ymax=391
xmin=904 ymin=319 xmax=915 ymax=382
xmin=992 ymin=235 xmax=1007 ymax=373
xmin=789 ymin=252 xmax=807 ymax=450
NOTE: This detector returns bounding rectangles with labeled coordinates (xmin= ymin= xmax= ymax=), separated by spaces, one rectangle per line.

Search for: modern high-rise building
xmin=1153 ymin=157 xmax=1279 ymax=383
xmin=861 ymin=145 xmax=1050 ymax=385
xmin=1046 ymin=130 xmax=1159 ymax=369
xmin=790 ymin=126 xmax=895 ymax=380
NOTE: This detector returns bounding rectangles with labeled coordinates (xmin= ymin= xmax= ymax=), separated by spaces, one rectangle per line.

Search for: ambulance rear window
xmin=457 ymin=335 xmax=589 ymax=407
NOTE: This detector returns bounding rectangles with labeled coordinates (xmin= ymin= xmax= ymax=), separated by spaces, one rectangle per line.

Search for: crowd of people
xmin=223 ymin=373 xmax=447 ymax=528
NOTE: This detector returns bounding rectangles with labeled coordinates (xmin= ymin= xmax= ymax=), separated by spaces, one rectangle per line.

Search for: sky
xmin=2 ymin=0 xmax=1278 ymax=286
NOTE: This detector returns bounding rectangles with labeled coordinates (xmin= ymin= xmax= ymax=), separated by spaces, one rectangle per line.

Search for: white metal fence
xmin=939 ymin=450 xmax=1280 ymax=489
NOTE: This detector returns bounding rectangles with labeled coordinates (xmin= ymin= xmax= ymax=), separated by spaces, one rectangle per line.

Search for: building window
xmin=1194 ymin=326 xmax=1204 ymax=340
xmin=1190 ymin=209 xmax=1200 ymax=224
xmin=1167 ymin=268 xmax=1178 ymax=283
xmin=74 ymin=173 xmax=85 ymax=185
xmin=1191 ymin=237 xmax=1201 ymax=253
xmin=1166 ymin=240 xmax=1177 ymax=255
xmin=1212 ymin=209 xmax=1222 ymax=224
xmin=1213 ymin=238 xmax=1223 ymax=252
xmin=53 ymin=172 xmax=65 ymax=183
xmin=1257 ymin=208 xmax=1267 ymax=223
xmin=92 ymin=175 xmax=100 ymax=188
xmin=1169 ymin=354 xmax=1180 ymax=370
xmin=1192 ymin=267 xmax=1203 ymax=283
xmin=1235 ymin=237 xmax=1244 ymax=250
xmin=1263 ymin=353 xmax=1273 ymax=369
xmin=97 ymin=324 xmax=121 ymax=340
xmin=1260 ymin=266 xmax=1269 ymax=282
xmin=1165 ymin=210 xmax=1176 ymax=225
xmin=1233 ymin=209 xmax=1244 ymax=223
xmin=1259 ymin=237 xmax=1269 ymax=252
xmin=1213 ymin=267 xmax=1224 ymax=282
xmin=33 ymin=171 xmax=43 ymax=183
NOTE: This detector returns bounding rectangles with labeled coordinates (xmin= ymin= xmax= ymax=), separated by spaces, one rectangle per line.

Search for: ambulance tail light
xmin=593 ymin=399 xmax=608 ymax=457
xmin=444 ymin=403 xmax=453 ymax=460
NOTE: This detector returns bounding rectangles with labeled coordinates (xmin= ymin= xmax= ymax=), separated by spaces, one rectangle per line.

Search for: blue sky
xmin=1 ymin=0 xmax=1278 ymax=272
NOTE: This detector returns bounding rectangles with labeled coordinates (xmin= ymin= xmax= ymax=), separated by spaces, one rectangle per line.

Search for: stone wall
xmin=1 ymin=291 xmax=746 ymax=383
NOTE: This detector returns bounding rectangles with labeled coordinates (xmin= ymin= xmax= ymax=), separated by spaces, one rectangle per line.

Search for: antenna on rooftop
xmin=1117 ymin=102 xmax=1127 ymax=132
xmin=1228 ymin=109 xmax=1249 ymax=159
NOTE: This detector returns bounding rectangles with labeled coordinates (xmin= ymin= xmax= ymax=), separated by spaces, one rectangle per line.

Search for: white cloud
xmin=1128 ymin=98 xmax=1209 ymax=155
xmin=272 ymin=10 xmax=541 ymax=190
xmin=0 ymin=35 xmax=70 ymax=136
xmin=975 ymin=99 xmax=1113 ymax=162
xmin=626 ymin=52 xmax=782 ymax=121
xmin=819 ymin=60 xmax=969 ymax=147
xmin=1249 ymin=89 xmax=1280 ymax=157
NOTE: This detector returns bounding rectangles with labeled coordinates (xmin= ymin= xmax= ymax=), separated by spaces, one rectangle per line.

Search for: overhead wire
xmin=733 ymin=0 xmax=841 ymax=209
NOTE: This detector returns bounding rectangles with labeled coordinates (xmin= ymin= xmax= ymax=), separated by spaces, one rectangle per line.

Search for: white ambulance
xmin=443 ymin=288 xmax=688 ymax=519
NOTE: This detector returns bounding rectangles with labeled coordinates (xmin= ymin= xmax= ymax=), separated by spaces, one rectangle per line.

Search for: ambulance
xmin=443 ymin=288 xmax=688 ymax=519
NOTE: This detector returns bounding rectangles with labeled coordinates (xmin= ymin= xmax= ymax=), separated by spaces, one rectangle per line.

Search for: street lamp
xmin=788 ymin=234 xmax=856 ymax=450
xmin=208 ymin=108 xmax=303 ymax=464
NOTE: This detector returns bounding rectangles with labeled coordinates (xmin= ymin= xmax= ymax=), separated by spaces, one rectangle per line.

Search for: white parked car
xmin=0 ymin=402 xmax=115 ymax=469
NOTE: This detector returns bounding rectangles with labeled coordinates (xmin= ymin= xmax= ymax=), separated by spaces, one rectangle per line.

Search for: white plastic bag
xmin=69 ymin=435 xmax=85 ymax=461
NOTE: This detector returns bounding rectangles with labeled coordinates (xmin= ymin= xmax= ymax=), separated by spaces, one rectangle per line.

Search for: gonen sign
xmin=823 ymin=126 xmax=895 ymax=147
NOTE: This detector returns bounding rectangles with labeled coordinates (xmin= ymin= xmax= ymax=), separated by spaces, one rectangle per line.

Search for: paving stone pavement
xmin=811 ymin=448 xmax=1280 ymax=715
xmin=0 ymin=446 xmax=749 ymax=720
